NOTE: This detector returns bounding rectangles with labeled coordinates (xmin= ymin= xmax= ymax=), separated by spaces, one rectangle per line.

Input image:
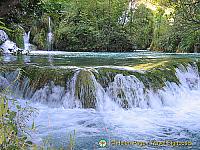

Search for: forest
xmin=0 ymin=0 xmax=199 ymax=52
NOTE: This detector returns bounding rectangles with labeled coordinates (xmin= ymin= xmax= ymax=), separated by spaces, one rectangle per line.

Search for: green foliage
xmin=1 ymin=0 xmax=199 ymax=52
xmin=67 ymin=130 xmax=76 ymax=150
xmin=0 ymin=70 xmax=36 ymax=150
xmin=0 ymin=19 xmax=12 ymax=32
xmin=33 ymin=29 xmax=46 ymax=49
xmin=150 ymin=0 xmax=200 ymax=52
xmin=126 ymin=4 xmax=154 ymax=49
xmin=9 ymin=25 xmax=25 ymax=48
xmin=53 ymin=0 xmax=133 ymax=51
xmin=150 ymin=7 xmax=172 ymax=51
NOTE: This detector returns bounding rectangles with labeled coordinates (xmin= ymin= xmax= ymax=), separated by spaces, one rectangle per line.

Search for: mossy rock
xmin=20 ymin=66 xmax=74 ymax=92
xmin=0 ymin=30 xmax=8 ymax=44
xmin=10 ymin=25 xmax=24 ymax=48
xmin=133 ymin=67 xmax=179 ymax=91
xmin=75 ymin=70 xmax=97 ymax=108
xmin=0 ymin=65 xmax=22 ymax=73
xmin=94 ymin=67 xmax=133 ymax=88
xmin=32 ymin=29 xmax=46 ymax=50
xmin=95 ymin=59 xmax=194 ymax=91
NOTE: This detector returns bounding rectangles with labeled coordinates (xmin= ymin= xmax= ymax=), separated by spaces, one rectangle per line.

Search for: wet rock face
xmin=0 ymin=30 xmax=30 ymax=55
xmin=0 ymin=30 xmax=19 ymax=54
xmin=0 ymin=76 xmax=9 ymax=91
xmin=0 ymin=40 xmax=19 ymax=53
xmin=0 ymin=30 xmax=8 ymax=44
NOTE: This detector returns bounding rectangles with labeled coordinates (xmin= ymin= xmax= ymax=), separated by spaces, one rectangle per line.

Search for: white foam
xmin=26 ymin=64 xmax=200 ymax=147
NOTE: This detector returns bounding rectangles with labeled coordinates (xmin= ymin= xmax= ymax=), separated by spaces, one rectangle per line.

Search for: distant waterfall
xmin=119 ymin=0 xmax=137 ymax=24
xmin=23 ymin=31 xmax=30 ymax=50
xmin=47 ymin=17 xmax=53 ymax=51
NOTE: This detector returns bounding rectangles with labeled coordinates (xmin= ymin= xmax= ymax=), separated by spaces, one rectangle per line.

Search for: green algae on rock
xmin=75 ymin=69 xmax=97 ymax=108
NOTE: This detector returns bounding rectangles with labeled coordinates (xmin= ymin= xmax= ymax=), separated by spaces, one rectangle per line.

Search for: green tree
xmin=126 ymin=4 xmax=154 ymax=49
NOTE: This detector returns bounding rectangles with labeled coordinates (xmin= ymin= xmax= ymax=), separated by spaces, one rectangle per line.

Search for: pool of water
xmin=29 ymin=96 xmax=200 ymax=150
xmin=1 ymin=51 xmax=200 ymax=67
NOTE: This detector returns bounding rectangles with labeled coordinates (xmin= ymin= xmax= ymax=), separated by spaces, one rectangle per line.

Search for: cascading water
xmin=119 ymin=0 xmax=137 ymax=24
xmin=47 ymin=17 xmax=53 ymax=51
xmin=0 ymin=30 xmax=18 ymax=53
xmin=23 ymin=31 xmax=30 ymax=50
xmin=0 ymin=29 xmax=29 ymax=54
xmin=1 ymin=63 xmax=200 ymax=149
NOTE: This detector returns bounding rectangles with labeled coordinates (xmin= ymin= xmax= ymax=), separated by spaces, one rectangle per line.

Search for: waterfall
xmin=23 ymin=31 xmax=30 ymax=50
xmin=0 ymin=29 xmax=29 ymax=54
xmin=119 ymin=0 xmax=137 ymax=24
xmin=2 ymin=62 xmax=200 ymax=149
xmin=0 ymin=29 xmax=18 ymax=53
xmin=47 ymin=17 xmax=53 ymax=51
xmin=2 ymin=63 xmax=200 ymax=111
xmin=2 ymin=62 xmax=200 ymax=148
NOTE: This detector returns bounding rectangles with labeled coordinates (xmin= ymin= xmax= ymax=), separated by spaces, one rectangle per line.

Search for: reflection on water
xmin=48 ymin=55 xmax=54 ymax=66
xmin=1 ymin=51 xmax=200 ymax=67
xmin=3 ymin=54 xmax=17 ymax=63
xmin=23 ymin=55 xmax=31 ymax=63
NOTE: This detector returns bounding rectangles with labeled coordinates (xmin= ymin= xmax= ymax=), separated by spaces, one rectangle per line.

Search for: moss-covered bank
xmin=94 ymin=59 xmax=194 ymax=91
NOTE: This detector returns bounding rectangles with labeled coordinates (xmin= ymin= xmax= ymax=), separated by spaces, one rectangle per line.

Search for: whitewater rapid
xmin=21 ymin=64 xmax=200 ymax=149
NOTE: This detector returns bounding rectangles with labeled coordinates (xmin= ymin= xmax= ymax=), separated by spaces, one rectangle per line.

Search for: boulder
xmin=0 ymin=30 xmax=8 ymax=44
xmin=0 ymin=30 xmax=30 ymax=55
xmin=0 ymin=40 xmax=19 ymax=54
xmin=0 ymin=40 xmax=30 ymax=55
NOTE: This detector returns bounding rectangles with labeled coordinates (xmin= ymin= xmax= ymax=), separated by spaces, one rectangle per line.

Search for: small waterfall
xmin=0 ymin=29 xmax=18 ymax=53
xmin=30 ymin=69 xmax=110 ymax=109
xmin=119 ymin=0 xmax=137 ymax=24
xmin=2 ymin=63 xmax=199 ymax=148
xmin=0 ymin=29 xmax=28 ymax=54
xmin=23 ymin=31 xmax=30 ymax=50
xmin=47 ymin=17 xmax=53 ymax=51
